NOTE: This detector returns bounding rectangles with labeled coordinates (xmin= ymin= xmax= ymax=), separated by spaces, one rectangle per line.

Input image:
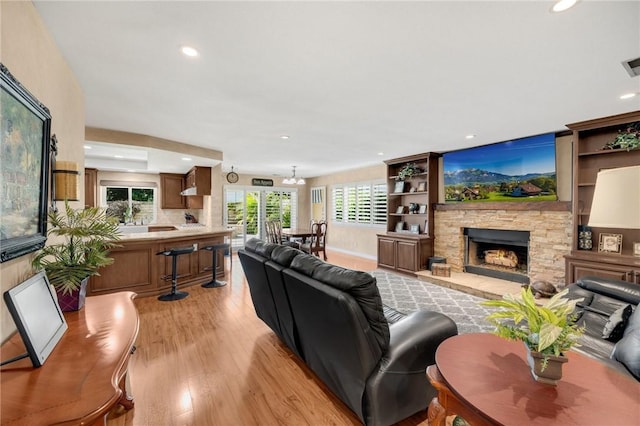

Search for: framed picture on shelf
xmin=395 ymin=221 xmax=405 ymax=232
xmin=393 ymin=181 xmax=405 ymax=193
xmin=598 ymin=233 xmax=622 ymax=254
xmin=396 ymin=205 xmax=405 ymax=214
xmin=423 ymin=220 xmax=429 ymax=234
xmin=409 ymin=224 xmax=420 ymax=234
xmin=417 ymin=182 xmax=426 ymax=192
xmin=634 ymin=242 xmax=640 ymax=257
xmin=418 ymin=204 xmax=427 ymax=214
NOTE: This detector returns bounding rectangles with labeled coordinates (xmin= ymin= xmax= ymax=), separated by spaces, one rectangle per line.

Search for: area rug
xmin=371 ymin=270 xmax=497 ymax=334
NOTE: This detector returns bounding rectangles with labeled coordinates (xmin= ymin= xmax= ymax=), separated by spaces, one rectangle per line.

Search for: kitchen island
xmin=89 ymin=226 xmax=232 ymax=298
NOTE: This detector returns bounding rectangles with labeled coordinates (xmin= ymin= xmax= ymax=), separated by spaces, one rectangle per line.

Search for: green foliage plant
xmin=480 ymin=287 xmax=584 ymax=369
xmin=32 ymin=201 xmax=121 ymax=295
xmin=603 ymin=122 xmax=640 ymax=150
xmin=396 ymin=163 xmax=421 ymax=181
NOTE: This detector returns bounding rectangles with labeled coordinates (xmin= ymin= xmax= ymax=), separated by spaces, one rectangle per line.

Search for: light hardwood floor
xmin=107 ymin=250 xmax=427 ymax=426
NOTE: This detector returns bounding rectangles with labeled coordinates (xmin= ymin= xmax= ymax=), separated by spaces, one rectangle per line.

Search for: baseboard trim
xmin=326 ymin=245 xmax=377 ymax=261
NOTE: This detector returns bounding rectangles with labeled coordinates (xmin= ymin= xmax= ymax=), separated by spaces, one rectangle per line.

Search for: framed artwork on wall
xmin=0 ymin=64 xmax=52 ymax=263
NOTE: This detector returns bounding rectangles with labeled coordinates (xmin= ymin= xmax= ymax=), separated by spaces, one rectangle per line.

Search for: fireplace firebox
xmin=464 ymin=228 xmax=530 ymax=284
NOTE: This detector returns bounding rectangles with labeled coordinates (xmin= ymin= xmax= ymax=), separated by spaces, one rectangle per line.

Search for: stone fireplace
xmin=434 ymin=205 xmax=572 ymax=287
xmin=464 ymin=228 xmax=530 ymax=284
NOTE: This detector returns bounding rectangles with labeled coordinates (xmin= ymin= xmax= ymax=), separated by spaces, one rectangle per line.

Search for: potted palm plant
xmin=32 ymin=201 xmax=121 ymax=311
xmin=480 ymin=287 xmax=584 ymax=385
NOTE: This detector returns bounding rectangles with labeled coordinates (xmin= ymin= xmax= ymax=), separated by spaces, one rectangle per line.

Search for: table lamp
xmin=588 ymin=165 xmax=640 ymax=255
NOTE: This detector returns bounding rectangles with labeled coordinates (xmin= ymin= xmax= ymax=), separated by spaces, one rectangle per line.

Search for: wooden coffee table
xmin=427 ymin=333 xmax=639 ymax=425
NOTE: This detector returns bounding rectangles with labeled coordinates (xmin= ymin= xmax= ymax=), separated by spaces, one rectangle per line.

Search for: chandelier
xmin=282 ymin=166 xmax=305 ymax=185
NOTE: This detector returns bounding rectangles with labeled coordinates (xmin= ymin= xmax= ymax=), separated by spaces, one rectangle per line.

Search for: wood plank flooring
xmin=107 ymin=250 xmax=427 ymax=426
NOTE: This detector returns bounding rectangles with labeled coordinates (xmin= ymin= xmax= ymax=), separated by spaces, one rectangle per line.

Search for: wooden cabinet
xmin=565 ymin=252 xmax=640 ymax=284
xmin=160 ymin=173 xmax=186 ymax=209
xmin=565 ymin=111 xmax=640 ymax=284
xmin=377 ymin=152 xmax=440 ymax=273
xmin=84 ymin=168 xmax=98 ymax=208
xmin=184 ymin=166 xmax=211 ymax=195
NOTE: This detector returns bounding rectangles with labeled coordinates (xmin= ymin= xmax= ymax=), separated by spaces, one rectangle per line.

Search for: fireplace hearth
xmin=464 ymin=228 xmax=530 ymax=284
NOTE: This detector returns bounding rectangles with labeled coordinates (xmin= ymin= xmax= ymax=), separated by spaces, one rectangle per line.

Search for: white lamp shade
xmin=588 ymin=165 xmax=640 ymax=229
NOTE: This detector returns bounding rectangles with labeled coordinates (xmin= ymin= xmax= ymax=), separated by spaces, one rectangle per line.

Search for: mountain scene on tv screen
xmin=444 ymin=133 xmax=557 ymax=203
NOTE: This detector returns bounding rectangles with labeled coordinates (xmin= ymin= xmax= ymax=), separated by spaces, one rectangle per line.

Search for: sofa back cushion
xmin=289 ymin=254 xmax=390 ymax=353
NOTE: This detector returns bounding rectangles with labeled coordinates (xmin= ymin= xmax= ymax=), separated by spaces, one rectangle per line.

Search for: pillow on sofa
xmin=602 ymin=304 xmax=633 ymax=342
xmin=611 ymin=328 xmax=640 ymax=380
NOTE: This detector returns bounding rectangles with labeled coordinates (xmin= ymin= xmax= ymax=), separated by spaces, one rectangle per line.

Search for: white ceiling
xmin=34 ymin=1 xmax=640 ymax=179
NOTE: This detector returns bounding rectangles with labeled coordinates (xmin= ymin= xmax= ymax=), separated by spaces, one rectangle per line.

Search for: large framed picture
xmin=598 ymin=233 xmax=622 ymax=254
xmin=0 ymin=64 xmax=52 ymax=262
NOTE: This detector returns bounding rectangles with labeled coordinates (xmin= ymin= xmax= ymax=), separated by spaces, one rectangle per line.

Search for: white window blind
xmin=332 ymin=181 xmax=386 ymax=226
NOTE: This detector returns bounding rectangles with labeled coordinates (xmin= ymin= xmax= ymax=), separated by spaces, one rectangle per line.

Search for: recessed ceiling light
xmin=84 ymin=145 xmax=92 ymax=149
xmin=114 ymin=155 xmax=123 ymax=158
xmin=181 ymin=46 xmax=199 ymax=57
xmin=551 ymin=0 xmax=578 ymax=13
xmin=181 ymin=157 xmax=192 ymax=161
xmin=377 ymin=152 xmax=384 ymax=156
xmin=620 ymin=93 xmax=637 ymax=100
xmin=465 ymin=134 xmax=476 ymax=140
xmin=280 ymin=135 xmax=290 ymax=140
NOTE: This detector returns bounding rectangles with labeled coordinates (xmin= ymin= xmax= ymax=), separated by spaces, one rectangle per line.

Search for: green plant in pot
xmin=396 ymin=162 xmax=421 ymax=181
xmin=480 ymin=287 xmax=584 ymax=385
xmin=32 ymin=201 xmax=121 ymax=311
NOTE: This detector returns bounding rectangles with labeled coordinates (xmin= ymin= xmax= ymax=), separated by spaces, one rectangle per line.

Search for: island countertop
xmin=90 ymin=226 xmax=232 ymax=298
xmin=118 ymin=226 xmax=232 ymax=242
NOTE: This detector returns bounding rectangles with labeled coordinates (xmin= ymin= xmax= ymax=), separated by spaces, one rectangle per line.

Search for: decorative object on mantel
xmin=602 ymin=122 xmax=640 ymax=151
xmin=32 ymin=201 xmax=121 ymax=311
xmin=395 ymin=162 xmax=421 ymax=181
xmin=480 ymin=287 xmax=584 ymax=385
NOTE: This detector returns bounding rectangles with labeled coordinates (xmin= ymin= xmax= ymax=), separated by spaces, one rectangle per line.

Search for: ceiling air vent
xmin=622 ymin=57 xmax=640 ymax=77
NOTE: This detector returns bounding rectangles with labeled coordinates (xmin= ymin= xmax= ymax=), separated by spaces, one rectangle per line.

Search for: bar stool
xmin=157 ymin=246 xmax=195 ymax=301
xmin=200 ymin=242 xmax=231 ymax=288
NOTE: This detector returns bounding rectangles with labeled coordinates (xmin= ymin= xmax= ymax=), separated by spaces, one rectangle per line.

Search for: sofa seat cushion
xmin=383 ymin=305 xmax=406 ymax=324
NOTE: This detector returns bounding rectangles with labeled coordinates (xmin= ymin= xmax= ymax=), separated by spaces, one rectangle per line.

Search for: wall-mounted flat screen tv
xmin=3 ymin=271 xmax=67 ymax=367
xmin=443 ymin=133 xmax=557 ymax=203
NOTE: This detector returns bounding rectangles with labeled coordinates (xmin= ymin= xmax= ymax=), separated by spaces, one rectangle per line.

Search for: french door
xmin=224 ymin=186 xmax=297 ymax=250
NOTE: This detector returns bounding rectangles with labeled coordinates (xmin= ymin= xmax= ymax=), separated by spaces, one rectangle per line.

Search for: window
xmin=101 ymin=182 xmax=157 ymax=224
xmin=332 ymin=181 xmax=386 ymax=226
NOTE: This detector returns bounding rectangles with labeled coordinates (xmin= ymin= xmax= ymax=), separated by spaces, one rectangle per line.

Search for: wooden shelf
xmin=566 ymin=110 xmax=640 ymax=284
xmin=578 ymin=147 xmax=638 ymax=157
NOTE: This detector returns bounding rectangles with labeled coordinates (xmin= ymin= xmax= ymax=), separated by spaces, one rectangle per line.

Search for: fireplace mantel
xmin=435 ymin=201 xmax=571 ymax=211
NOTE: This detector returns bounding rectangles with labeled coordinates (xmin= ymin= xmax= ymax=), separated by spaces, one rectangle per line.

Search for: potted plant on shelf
xmin=396 ymin=162 xmax=421 ymax=181
xmin=32 ymin=201 xmax=121 ymax=311
xmin=480 ymin=287 xmax=584 ymax=385
xmin=602 ymin=122 xmax=640 ymax=151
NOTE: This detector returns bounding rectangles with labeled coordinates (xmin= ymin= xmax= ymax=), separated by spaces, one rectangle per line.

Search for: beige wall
xmin=307 ymin=164 xmax=387 ymax=259
xmin=1 ymin=2 xmax=85 ymax=342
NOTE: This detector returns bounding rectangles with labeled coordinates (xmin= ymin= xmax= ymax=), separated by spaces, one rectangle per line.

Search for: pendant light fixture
xmin=283 ymin=166 xmax=305 ymax=185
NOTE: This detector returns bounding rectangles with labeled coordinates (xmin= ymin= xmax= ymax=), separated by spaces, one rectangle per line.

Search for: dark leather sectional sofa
xmin=238 ymin=238 xmax=458 ymax=426
xmin=566 ymin=276 xmax=640 ymax=380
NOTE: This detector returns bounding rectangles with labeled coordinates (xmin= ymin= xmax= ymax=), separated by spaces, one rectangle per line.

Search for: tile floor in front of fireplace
xmin=415 ymin=269 xmax=551 ymax=303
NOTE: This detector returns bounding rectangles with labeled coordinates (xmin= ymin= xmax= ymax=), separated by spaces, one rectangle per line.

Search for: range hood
xmin=180 ymin=187 xmax=198 ymax=196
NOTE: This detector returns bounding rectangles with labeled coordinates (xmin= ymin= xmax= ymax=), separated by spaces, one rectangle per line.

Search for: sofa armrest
xmin=363 ymin=310 xmax=457 ymax=426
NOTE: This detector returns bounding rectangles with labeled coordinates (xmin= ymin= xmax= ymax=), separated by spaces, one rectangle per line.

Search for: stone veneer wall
xmin=434 ymin=209 xmax=573 ymax=287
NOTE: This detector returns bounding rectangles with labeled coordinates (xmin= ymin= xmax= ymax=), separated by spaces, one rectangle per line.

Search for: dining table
xmin=282 ymin=228 xmax=313 ymax=243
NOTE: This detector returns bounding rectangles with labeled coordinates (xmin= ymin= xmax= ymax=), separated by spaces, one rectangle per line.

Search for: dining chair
xmin=301 ymin=221 xmax=327 ymax=260
xmin=268 ymin=219 xmax=300 ymax=249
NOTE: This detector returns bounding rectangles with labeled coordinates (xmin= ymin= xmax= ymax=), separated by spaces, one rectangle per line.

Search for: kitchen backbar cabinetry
xmin=377 ymin=152 xmax=440 ymax=273
xmin=160 ymin=173 xmax=186 ymax=209
xmin=160 ymin=167 xmax=212 ymax=209
xmin=565 ymin=110 xmax=640 ymax=284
